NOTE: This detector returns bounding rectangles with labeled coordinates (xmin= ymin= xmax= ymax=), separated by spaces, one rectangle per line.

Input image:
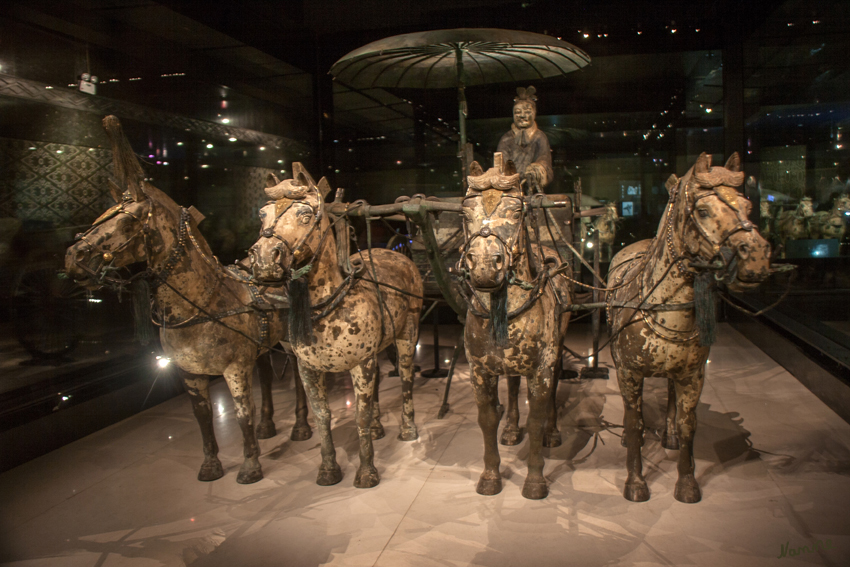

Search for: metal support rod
xmin=591 ymin=229 xmax=601 ymax=369
xmin=581 ymin=229 xmax=609 ymax=379
xmin=438 ymin=335 xmax=464 ymax=419
xmin=421 ymin=303 xmax=449 ymax=378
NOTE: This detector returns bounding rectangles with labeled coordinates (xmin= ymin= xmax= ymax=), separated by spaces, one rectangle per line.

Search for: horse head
xmin=677 ymin=152 xmax=771 ymax=291
xmin=250 ymin=164 xmax=331 ymax=285
xmin=459 ymin=153 xmax=525 ymax=292
xmin=65 ymin=116 xmax=154 ymax=288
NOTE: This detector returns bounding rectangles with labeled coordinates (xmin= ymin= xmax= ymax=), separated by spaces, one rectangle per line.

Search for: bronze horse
xmin=607 ymin=153 xmax=771 ymax=503
xmin=65 ymin=116 xmax=310 ymax=484
xmin=250 ymin=170 xmax=423 ymax=488
xmin=458 ymin=153 xmax=570 ymax=499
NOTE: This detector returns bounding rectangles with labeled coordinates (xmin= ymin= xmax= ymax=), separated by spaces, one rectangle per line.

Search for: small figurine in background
xmin=496 ymin=86 xmax=553 ymax=193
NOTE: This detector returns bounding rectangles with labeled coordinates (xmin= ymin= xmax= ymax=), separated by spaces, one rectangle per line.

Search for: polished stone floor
xmin=1 ymin=324 xmax=849 ymax=567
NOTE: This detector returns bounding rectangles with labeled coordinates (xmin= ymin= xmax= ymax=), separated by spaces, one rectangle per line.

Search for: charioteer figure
xmin=496 ymin=86 xmax=554 ymax=193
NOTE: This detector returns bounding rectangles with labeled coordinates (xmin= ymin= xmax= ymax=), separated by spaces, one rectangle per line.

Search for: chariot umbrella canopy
xmin=329 ymin=28 xmax=591 ymax=167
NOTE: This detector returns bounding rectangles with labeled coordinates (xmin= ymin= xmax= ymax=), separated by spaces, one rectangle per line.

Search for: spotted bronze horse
xmin=65 ymin=116 xmax=311 ymax=484
xmin=250 ymin=168 xmax=423 ymax=488
xmin=458 ymin=153 xmax=571 ymax=499
xmin=606 ymin=152 xmax=771 ymax=503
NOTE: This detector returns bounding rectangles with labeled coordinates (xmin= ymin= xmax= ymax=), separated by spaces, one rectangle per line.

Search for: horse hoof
xmin=290 ymin=425 xmax=313 ymax=441
xmin=623 ymin=481 xmax=650 ymax=502
xmin=476 ymin=474 xmax=502 ymax=496
xmin=370 ymin=422 xmax=386 ymax=440
xmin=543 ymin=430 xmax=562 ymax=448
xmin=197 ymin=459 xmax=224 ymax=482
xmin=661 ymin=431 xmax=679 ymax=450
xmin=500 ymin=427 xmax=523 ymax=446
xmin=317 ymin=465 xmax=343 ymax=486
xmin=256 ymin=421 xmax=277 ymax=440
xmin=354 ymin=466 xmax=380 ymax=489
xmin=521 ymin=479 xmax=549 ymax=500
xmin=674 ymin=477 xmax=702 ymax=503
xmin=398 ymin=425 xmax=418 ymax=442
xmin=236 ymin=464 xmax=263 ymax=485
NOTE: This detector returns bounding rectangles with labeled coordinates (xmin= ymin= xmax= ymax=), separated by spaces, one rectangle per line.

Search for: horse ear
xmin=317 ymin=177 xmax=332 ymax=200
xmin=292 ymin=162 xmax=316 ymax=187
xmin=469 ymin=161 xmax=484 ymax=176
xmin=295 ymin=171 xmax=310 ymax=188
xmin=665 ymin=174 xmax=679 ymax=194
xmin=266 ymin=173 xmax=281 ymax=188
xmin=128 ymin=179 xmax=146 ymax=202
xmin=694 ymin=152 xmax=711 ymax=174
xmin=107 ymin=178 xmax=123 ymax=203
xmin=725 ymin=152 xmax=742 ymax=172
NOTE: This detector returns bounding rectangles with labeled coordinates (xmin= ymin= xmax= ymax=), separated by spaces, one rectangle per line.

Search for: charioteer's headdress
xmin=513 ymin=86 xmax=537 ymax=112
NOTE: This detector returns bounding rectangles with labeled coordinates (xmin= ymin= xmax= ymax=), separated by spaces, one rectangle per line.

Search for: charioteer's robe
xmin=496 ymin=122 xmax=553 ymax=189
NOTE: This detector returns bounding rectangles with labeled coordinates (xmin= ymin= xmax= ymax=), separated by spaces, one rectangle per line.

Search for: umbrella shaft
xmin=455 ymin=47 xmax=467 ymax=179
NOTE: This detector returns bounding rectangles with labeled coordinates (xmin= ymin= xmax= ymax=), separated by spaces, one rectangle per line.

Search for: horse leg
xmin=351 ymin=356 xmax=380 ymax=488
xmin=619 ymin=367 xmax=649 ymax=501
xmin=673 ymin=372 xmax=705 ymax=503
xmin=255 ymin=353 xmax=277 ymax=439
xmin=661 ymin=379 xmax=679 ymax=450
xmin=181 ymin=370 xmax=223 ymax=481
xmin=500 ymin=375 xmax=523 ymax=445
xmin=222 ymin=360 xmax=263 ymax=484
xmin=395 ymin=332 xmax=419 ymax=441
xmin=543 ymin=351 xmax=563 ymax=448
xmin=290 ymin=355 xmax=313 ymax=441
xmin=370 ymin=364 xmax=385 ymax=440
xmin=522 ymin=366 xmax=553 ymax=500
xmin=471 ymin=366 xmax=502 ymax=495
xmin=299 ymin=364 xmax=342 ymax=485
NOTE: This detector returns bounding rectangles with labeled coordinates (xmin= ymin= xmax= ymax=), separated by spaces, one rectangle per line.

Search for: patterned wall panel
xmin=761 ymin=159 xmax=806 ymax=199
xmin=0 ymin=138 xmax=113 ymax=228
xmin=233 ymin=166 xmax=277 ymax=221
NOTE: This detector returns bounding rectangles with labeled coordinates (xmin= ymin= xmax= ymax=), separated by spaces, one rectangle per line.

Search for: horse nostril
xmin=494 ymin=253 xmax=504 ymax=268
xmin=272 ymin=248 xmax=281 ymax=264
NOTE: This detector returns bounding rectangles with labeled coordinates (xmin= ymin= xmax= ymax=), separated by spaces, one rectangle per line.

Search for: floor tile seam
xmin=370 ymin=416 xmax=467 ymax=567
xmin=0 ymin=450 xmax=152 ymax=538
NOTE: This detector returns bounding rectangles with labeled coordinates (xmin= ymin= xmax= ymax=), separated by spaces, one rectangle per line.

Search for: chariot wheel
xmin=387 ymin=233 xmax=412 ymax=258
xmin=11 ymin=261 xmax=86 ymax=360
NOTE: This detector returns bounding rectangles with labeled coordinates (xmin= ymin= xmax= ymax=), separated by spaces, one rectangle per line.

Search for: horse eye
xmin=299 ymin=214 xmax=312 ymax=225
xmin=697 ymin=209 xmax=710 ymax=218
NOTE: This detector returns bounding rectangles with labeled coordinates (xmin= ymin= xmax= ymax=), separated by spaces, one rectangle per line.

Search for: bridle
xmin=667 ymin=177 xmax=758 ymax=284
xmin=72 ymin=195 xmax=153 ymax=286
xmin=252 ymin=196 xmax=326 ymax=282
xmin=457 ymin=192 xmax=526 ymax=286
